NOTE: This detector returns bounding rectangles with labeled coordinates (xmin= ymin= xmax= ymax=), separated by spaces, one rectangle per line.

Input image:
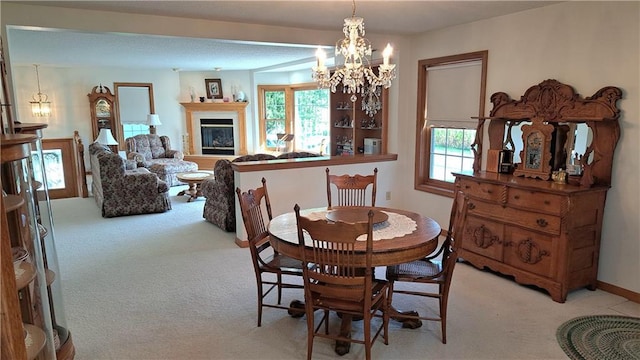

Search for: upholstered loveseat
xmin=201 ymin=152 xmax=322 ymax=231
xmin=89 ymin=142 xmax=171 ymax=217
xmin=125 ymin=134 xmax=198 ymax=187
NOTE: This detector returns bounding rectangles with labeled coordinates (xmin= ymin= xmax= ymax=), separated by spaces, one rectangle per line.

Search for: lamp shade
xmin=94 ymin=128 xmax=118 ymax=145
xmin=147 ymin=114 xmax=161 ymax=126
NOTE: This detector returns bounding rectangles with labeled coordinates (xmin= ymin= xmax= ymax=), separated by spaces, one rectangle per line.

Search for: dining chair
xmin=325 ymin=167 xmax=378 ymax=208
xmin=236 ymin=178 xmax=304 ymax=327
xmin=385 ymin=190 xmax=469 ymax=344
xmin=294 ymin=204 xmax=389 ymax=360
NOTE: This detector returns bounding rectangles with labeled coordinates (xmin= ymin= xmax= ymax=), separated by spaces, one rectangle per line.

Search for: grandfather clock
xmin=87 ymin=84 xmax=117 ymax=144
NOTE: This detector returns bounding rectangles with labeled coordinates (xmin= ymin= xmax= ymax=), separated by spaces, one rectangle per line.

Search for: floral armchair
xmin=125 ymin=134 xmax=197 ymax=187
xmin=89 ymin=142 xmax=171 ymax=217
xmin=201 ymin=154 xmax=277 ymax=231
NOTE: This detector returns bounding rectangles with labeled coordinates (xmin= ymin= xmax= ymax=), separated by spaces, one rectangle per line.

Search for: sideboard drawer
xmin=457 ymin=178 xmax=503 ymax=203
xmin=469 ymin=199 xmax=561 ymax=235
xmin=508 ymin=188 xmax=564 ymax=216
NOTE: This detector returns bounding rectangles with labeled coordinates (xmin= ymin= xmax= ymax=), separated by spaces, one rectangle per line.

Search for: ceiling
xmin=6 ymin=1 xmax=560 ymax=72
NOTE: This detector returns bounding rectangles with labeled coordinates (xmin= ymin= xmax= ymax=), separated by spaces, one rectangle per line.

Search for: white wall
xmin=2 ymin=1 xmax=638 ymax=294
xmin=395 ymin=1 xmax=640 ymax=293
xmin=11 ymin=65 xmax=184 ymax=154
xmin=235 ymin=161 xmax=398 ymax=241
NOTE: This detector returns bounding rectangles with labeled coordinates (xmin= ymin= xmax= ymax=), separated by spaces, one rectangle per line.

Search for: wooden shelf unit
xmin=329 ymin=67 xmax=389 ymax=156
xmin=2 ymin=129 xmax=76 ymax=359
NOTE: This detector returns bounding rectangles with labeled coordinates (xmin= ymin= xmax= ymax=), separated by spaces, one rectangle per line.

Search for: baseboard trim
xmin=597 ymin=280 xmax=640 ymax=304
xmin=235 ymin=237 xmax=248 ymax=248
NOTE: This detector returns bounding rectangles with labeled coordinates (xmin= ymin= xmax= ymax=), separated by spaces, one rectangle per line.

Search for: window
xmin=122 ymin=123 xmax=150 ymax=139
xmin=415 ymin=51 xmax=488 ymax=197
xmin=258 ymin=84 xmax=330 ymax=152
xmin=293 ymin=89 xmax=330 ymax=152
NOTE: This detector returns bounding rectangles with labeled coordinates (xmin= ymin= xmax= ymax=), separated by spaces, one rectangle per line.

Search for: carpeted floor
xmin=556 ymin=315 xmax=640 ymax=360
xmin=50 ymin=188 xmax=640 ymax=359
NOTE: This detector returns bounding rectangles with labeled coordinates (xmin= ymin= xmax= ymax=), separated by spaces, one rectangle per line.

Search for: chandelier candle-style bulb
xmin=316 ymin=48 xmax=326 ymax=70
xmin=382 ymin=44 xmax=393 ymax=66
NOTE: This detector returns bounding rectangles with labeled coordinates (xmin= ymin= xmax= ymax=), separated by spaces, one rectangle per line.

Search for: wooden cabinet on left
xmin=2 ymin=129 xmax=75 ymax=360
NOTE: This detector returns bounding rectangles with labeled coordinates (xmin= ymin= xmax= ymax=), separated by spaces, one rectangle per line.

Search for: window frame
xmin=258 ymin=85 xmax=291 ymax=151
xmin=258 ymin=83 xmax=329 ymax=152
xmin=414 ymin=50 xmax=488 ymax=197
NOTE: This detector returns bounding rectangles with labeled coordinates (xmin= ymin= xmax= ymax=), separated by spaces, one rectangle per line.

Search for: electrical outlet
xmin=386 ymin=191 xmax=391 ymax=201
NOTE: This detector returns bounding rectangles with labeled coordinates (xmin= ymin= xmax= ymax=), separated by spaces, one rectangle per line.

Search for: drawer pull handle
xmin=487 ymin=189 xmax=493 ymax=194
xmin=468 ymin=202 xmax=476 ymax=210
xmin=544 ymin=200 xmax=550 ymax=205
xmin=536 ymin=218 xmax=548 ymax=227
xmin=514 ymin=195 xmax=520 ymax=200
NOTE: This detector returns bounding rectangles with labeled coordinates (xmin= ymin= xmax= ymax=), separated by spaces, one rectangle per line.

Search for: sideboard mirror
xmin=475 ymin=79 xmax=621 ymax=186
xmin=503 ymin=121 xmax=592 ymax=168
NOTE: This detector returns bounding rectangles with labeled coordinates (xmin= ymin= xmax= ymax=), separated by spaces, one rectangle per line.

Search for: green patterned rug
xmin=557 ymin=315 xmax=640 ymax=360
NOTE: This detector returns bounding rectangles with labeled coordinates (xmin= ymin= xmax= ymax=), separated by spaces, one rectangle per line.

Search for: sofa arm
xmin=128 ymin=151 xmax=151 ymax=167
xmin=166 ymin=149 xmax=184 ymax=160
xmin=201 ymin=177 xmax=226 ymax=198
xmin=122 ymin=171 xmax=168 ymax=195
xmin=124 ymin=159 xmax=138 ymax=170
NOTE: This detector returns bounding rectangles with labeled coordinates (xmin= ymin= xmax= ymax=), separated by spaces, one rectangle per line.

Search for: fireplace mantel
xmin=181 ymin=102 xmax=249 ymax=155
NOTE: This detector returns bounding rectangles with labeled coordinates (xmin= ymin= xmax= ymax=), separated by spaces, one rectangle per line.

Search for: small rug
xmin=556 ymin=315 xmax=640 ymax=360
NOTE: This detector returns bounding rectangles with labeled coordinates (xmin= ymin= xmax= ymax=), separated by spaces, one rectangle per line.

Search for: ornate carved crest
xmin=487 ymin=80 xmax=622 ymax=184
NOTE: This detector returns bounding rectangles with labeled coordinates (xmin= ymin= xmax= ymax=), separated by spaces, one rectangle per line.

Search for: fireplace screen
xmin=201 ymin=118 xmax=235 ymax=155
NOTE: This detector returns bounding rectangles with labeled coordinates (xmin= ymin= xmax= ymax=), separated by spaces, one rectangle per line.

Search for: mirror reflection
xmin=114 ymin=83 xmax=155 ymax=149
xmin=502 ymin=121 xmax=592 ymax=170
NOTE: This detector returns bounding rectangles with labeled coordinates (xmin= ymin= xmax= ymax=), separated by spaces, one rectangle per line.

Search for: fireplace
xmin=181 ymin=102 xmax=248 ymax=155
xmin=200 ymin=118 xmax=235 ymax=155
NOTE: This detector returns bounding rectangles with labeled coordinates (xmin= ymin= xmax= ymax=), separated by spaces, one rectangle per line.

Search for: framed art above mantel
xmin=205 ymin=78 xmax=223 ymax=99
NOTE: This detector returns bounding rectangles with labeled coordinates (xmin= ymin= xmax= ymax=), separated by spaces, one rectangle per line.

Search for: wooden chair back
xmin=236 ymin=178 xmax=274 ymax=256
xmin=325 ymin=167 xmax=378 ymax=208
xmin=295 ymin=204 xmax=374 ymax=302
xmin=444 ymin=190 xmax=469 ymax=256
xmin=237 ymin=178 xmax=305 ymax=327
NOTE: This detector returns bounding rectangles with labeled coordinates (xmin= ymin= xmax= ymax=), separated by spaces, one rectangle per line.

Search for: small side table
xmin=176 ymin=171 xmax=213 ymax=202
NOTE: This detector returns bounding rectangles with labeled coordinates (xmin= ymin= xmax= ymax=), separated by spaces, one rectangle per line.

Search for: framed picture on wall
xmin=205 ymin=78 xmax=223 ymax=99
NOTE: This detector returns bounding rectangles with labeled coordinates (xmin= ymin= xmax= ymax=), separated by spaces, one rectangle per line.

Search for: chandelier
xmin=312 ymin=0 xmax=396 ymax=103
xmin=29 ymin=64 xmax=51 ymax=117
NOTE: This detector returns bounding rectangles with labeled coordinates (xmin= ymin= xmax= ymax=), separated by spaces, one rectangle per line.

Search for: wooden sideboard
xmin=454 ymin=80 xmax=622 ymax=302
xmin=455 ymin=172 xmax=608 ymax=302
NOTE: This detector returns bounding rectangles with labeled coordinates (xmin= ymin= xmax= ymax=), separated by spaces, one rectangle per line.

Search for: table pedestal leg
xmin=177 ymin=182 xmax=200 ymax=202
xmin=335 ymin=314 xmax=352 ymax=356
xmin=389 ymin=306 xmax=423 ymax=329
xmin=287 ymin=300 xmax=305 ymax=318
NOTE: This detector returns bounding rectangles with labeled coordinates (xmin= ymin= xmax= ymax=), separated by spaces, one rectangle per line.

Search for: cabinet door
xmin=461 ymin=216 xmax=504 ymax=261
xmin=503 ymin=226 xmax=555 ymax=278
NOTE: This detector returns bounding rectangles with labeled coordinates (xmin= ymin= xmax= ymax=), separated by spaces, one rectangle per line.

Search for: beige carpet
xmin=50 ymin=189 xmax=640 ymax=360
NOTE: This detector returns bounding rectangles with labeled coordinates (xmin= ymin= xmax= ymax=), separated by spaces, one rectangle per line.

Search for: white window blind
xmin=426 ymin=60 xmax=482 ymax=128
xmin=118 ymin=87 xmax=151 ymax=124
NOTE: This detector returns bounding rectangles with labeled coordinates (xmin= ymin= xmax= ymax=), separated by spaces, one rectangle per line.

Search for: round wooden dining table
xmin=268 ymin=206 xmax=441 ymax=267
xmin=268 ymin=206 xmax=442 ymax=355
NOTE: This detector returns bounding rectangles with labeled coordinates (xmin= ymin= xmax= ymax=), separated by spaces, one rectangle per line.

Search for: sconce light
xmin=29 ymin=64 xmax=52 ymax=117
xmin=147 ymin=114 xmax=161 ymax=134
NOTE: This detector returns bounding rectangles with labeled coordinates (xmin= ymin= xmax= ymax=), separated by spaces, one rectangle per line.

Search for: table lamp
xmin=147 ymin=114 xmax=161 ymax=134
xmin=95 ymin=128 xmax=118 ymax=145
